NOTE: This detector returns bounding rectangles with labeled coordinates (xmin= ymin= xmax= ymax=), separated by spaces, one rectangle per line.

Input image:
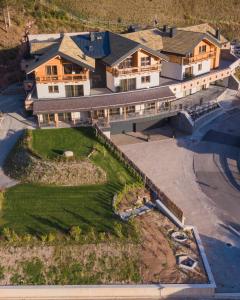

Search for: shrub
xmin=41 ymin=234 xmax=48 ymax=243
xmin=22 ymin=233 xmax=32 ymax=243
xmin=98 ymin=232 xmax=106 ymax=241
xmin=87 ymin=227 xmax=96 ymax=242
xmin=47 ymin=232 xmax=56 ymax=243
xmin=69 ymin=226 xmax=82 ymax=242
xmin=113 ymin=221 xmax=124 ymax=238
xmin=2 ymin=227 xmax=19 ymax=242
xmin=0 ymin=264 xmax=4 ymax=280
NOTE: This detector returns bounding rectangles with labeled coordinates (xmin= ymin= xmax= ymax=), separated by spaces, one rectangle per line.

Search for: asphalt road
xmin=120 ymin=107 xmax=240 ymax=293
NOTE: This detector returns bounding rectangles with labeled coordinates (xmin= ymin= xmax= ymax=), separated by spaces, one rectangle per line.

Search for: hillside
xmin=0 ymin=0 xmax=240 ymax=88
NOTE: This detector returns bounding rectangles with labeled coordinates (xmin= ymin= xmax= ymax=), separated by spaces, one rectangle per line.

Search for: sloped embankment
xmin=4 ymin=132 xmax=106 ymax=186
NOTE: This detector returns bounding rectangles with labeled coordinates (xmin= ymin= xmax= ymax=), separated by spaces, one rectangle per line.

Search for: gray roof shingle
xmin=33 ymin=86 xmax=175 ymax=114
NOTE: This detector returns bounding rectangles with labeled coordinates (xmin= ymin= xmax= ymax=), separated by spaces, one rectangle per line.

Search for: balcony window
xmin=199 ymin=45 xmax=207 ymax=53
xmin=65 ymin=85 xmax=84 ymax=97
xmin=118 ymin=57 xmax=133 ymax=69
xmin=63 ymin=63 xmax=83 ymax=74
xmin=141 ymin=75 xmax=151 ymax=83
xmin=46 ymin=65 xmax=58 ymax=76
xmin=198 ymin=63 xmax=202 ymax=71
xmin=48 ymin=85 xmax=59 ymax=93
xmin=141 ymin=56 xmax=151 ymax=66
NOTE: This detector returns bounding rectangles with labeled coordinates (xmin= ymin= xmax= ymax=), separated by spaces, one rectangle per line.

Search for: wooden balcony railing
xmin=182 ymin=51 xmax=216 ymax=65
xmin=110 ymin=64 xmax=161 ymax=76
xmin=36 ymin=73 xmax=88 ymax=82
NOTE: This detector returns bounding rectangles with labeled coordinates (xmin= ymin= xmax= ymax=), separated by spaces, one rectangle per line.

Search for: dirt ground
xmin=136 ymin=211 xmax=208 ymax=284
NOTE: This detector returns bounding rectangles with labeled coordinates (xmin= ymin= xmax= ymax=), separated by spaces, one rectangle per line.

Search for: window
xmin=198 ymin=64 xmax=202 ymax=71
xmin=63 ymin=63 xmax=83 ymax=74
xmin=48 ymin=85 xmax=59 ymax=93
xmin=141 ymin=75 xmax=151 ymax=84
xmin=141 ymin=56 xmax=151 ymax=66
xmin=199 ymin=45 xmax=206 ymax=53
xmin=65 ymin=85 xmax=84 ymax=97
xmin=110 ymin=108 xmax=120 ymax=115
xmin=144 ymin=102 xmax=155 ymax=110
xmin=118 ymin=57 xmax=133 ymax=69
xmin=126 ymin=106 xmax=135 ymax=113
xmin=46 ymin=65 xmax=58 ymax=76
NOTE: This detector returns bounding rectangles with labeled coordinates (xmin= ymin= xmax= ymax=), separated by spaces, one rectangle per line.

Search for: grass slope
xmin=1 ymin=128 xmax=136 ymax=236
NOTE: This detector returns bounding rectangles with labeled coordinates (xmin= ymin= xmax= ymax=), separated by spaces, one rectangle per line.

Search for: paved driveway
xmin=0 ymin=86 xmax=34 ymax=188
xmin=119 ymin=108 xmax=240 ymax=293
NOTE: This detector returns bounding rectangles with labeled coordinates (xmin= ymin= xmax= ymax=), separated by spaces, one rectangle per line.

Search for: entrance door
xmin=133 ymin=123 xmax=136 ymax=132
xmin=120 ymin=78 xmax=136 ymax=92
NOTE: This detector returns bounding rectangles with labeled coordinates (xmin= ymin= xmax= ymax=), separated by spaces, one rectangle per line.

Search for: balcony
xmin=110 ymin=64 xmax=161 ymax=77
xmin=36 ymin=73 xmax=88 ymax=83
xmin=94 ymin=106 xmax=178 ymax=126
xmin=182 ymin=51 xmax=216 ymax=65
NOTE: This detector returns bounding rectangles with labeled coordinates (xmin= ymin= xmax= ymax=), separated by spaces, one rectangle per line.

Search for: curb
xmin=215 ymin=293 xmax=240 ymax=299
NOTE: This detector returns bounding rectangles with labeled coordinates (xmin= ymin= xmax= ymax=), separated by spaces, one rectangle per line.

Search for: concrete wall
xmin=36 ymin=81 xmax=91 ymax=99
xmin=110 ymin=113 xmax=176 ymax=134
xmin=106 ymin=71 xmax=160 ymax=92
xmin=0 ymin=284 xmax=215 ymax=299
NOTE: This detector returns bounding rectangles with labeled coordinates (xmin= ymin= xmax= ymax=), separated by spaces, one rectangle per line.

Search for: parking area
xmin=118 ymin=107 xmax=240 ymax=293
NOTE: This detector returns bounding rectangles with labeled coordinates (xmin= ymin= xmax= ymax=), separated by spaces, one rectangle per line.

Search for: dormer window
xmin=199 ymin=45 xmax=206 ymax=53
xmin=141 ymin=56 xmax=151 ymax=66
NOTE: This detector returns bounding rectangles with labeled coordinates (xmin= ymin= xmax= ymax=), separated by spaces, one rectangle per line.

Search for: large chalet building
xmin=22 ymin=23 xmax=240 ymax=133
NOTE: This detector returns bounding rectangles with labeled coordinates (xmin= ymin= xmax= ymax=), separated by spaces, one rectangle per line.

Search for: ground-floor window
xmin=126 ymin=106 xmax=135 ymax=114
xmin=65 ymin=85 xmax=84 ymax=97
xmin=110 ymin=107 xmax=120 ymax=115
xmin=144 ymin=102 xmax=155 ymax=110
xmin=93 ymin=110 xmax=104 ymax=119
xmin=58 ymin=112 xmax=72 ymax=122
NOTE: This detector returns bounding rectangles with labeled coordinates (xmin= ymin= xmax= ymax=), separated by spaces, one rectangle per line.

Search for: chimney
xmin=90 ymin=32 xmax=95 ymax=42
xmin=215 ymin=28 xmax=220 ymax=40
xmin=170 ymin=27 xmax=177 ymax=37
xmin=163 ymin=24 xmax=168 ymax=32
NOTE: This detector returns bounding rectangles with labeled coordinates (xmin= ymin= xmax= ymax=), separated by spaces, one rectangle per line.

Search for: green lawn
xmin=1 ymin=128 xmax=136 ymax=236
xmin=31 ymin=127 xmax=96 ymax=159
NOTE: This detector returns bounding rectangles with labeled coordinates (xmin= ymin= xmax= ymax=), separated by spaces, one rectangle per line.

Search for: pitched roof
xmin=162 ymin=30 xmax=222 ymax=55
xmin=30 ymin=41 xmax=59 ymax=55
xmin=102 ymin=31 xmax=167 ymax=66
xmin=72 ymin=32 xmax=110 ymax=58
xmin=26 ymin=35 xmax=95 ymax=74
xmin=123 ymin=26 xmax=222 ymax=56
xmin=178 ymin=23 xmax=229 ymax=45
xmin=123 ymin=28 xmax=163 ymax=51
xmin=33 ymin=86 xmax=176 ymax=114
